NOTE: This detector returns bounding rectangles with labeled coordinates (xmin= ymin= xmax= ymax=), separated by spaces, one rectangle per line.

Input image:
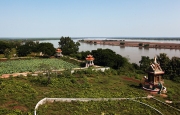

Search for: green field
xmin=37 ymin=99 xmax=179 ymax=115
xmin=0 ymin=58 xmax=79 ymax=75
xmin=0 ymin=69 xmax=180 ymax=115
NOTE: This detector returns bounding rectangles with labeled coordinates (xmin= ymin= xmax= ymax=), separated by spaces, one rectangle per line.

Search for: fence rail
xmin=34 ymin=96 xmax=159 ymax=115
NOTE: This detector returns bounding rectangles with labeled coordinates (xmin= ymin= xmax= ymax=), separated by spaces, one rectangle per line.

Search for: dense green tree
xmin=0 ymin=41 xmax=10 ymax=54
xmin=24 ymin=41 xmax=39 ymax=52
xmin=17 ymin=45 xmax=31 ymax=56
xmin=171 ymin=57 xmax=180 ymax=75
xmin=37 ymin=43 xmax=55 ymax=57
xmin=78 ymin=51 xmax=91 ymax=60
xmin=114 ymin=54 xmax=128 ymax=69
xmin=16 ymin=41 xmax=39 ymax=57
xmin=139 ymin=56 xmax=152 ymax=71
xmin=92 ymin=48 xmax=114 ymax=67
xmin=58 ymin=36 xmax=80 ymax=55
xmin=91 ymin=48 xmax=126 ymax=69
xmin=4 ymin=48 xmax=11 ymax=59
xmin=157 ymin=53 xmax=170 ymax=74
xmin=8 ymin=40 xmax=22 ymax=49
xmin=132 ymin=63 xmax=140 ymax=70
xmin=16 ymin=41 xmax=54 ymax=57
xmin=169 ymin=57 xmax=180 ymax=81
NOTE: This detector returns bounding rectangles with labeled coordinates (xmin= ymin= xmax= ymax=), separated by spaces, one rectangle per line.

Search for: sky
xmin=0 ymin=0 xmax=180 ymax=38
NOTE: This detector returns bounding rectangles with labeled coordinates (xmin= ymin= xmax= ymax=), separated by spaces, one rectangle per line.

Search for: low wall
xmin=71 ymin=67 xmax=110 ymax=74
xmin=1 ymin=66 xmax=110 ymax=78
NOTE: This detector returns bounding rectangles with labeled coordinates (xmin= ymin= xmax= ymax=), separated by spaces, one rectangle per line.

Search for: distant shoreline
xmin=80 ymin=40 xmax=180 ymax=49
xmin=1 ymin=37 xmax=180 ymax=41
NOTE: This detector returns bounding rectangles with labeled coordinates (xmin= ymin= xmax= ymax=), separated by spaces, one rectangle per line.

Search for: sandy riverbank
xmin=80 ymin=40 xmax=180 ymax=49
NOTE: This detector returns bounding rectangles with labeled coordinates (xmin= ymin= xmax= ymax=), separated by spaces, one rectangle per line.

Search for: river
xmin=39 ymin=39 xmax=180 ymax=64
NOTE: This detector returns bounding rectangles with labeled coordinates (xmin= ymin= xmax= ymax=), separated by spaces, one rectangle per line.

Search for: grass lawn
xmin=0 ymin=54 xmax=4 ymax=58
xmin=0 ymin=69 xmax=180 ymax=114
xmin=37 ymin=98 xmax=180 ymax=115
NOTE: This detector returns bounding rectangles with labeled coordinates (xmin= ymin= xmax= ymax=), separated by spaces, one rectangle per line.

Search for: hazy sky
xmin=0 ymin=0 xmax=180 ymax=37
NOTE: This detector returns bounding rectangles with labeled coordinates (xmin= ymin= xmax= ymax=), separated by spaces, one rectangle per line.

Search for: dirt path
xmin=122 ymin=77 xmax=141 ymax=83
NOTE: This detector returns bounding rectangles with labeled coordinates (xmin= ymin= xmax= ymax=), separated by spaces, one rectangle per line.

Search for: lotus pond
xmin=0 ymin=58 xmax=79 ymax=75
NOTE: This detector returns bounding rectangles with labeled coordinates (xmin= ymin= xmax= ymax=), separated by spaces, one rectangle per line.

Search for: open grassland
xmin=37 ymin=99 xmax=180 ymax=115
xmin=0 ymin=58 xmax=79 ymax=75
xmin=0 ymin=69 xmax=180 ymax=115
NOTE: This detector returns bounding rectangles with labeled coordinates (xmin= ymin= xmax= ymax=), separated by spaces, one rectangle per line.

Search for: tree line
xmin=0 ymin=40 xmax=56 ymax=58
xmin=0 ymin=37 xmax=80 ymax=58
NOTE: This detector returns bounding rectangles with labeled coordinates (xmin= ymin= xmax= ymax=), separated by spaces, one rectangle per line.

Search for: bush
xmin=138 ymin=43 xmax=143 ymax=46
xmin=173 ymin=76 xmax=180 ymax=83
xmin=61 ymin=69 xmax=72 ymax=78
xmin=144 ymin=44 xmax=149 ymax=47
xmin=120 ymin=42 xmax=125 ymax=45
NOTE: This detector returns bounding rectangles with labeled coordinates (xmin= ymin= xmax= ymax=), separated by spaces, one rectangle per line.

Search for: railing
xmin=34 ymin=96 xmax=163 ymax=115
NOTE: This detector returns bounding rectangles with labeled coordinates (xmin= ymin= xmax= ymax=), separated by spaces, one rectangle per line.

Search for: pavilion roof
xmin=86 ymin=54 xmax=94 ymax=61
xmin=56 ymin=48 xmax=62 ymax=53
xmin=147 ymin=57 xmax=164 ymax=74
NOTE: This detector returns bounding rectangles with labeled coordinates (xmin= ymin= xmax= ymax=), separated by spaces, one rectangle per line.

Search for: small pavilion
xmin=146 ymin=57 xmax=164 ymax=85
xmin=143 ymin=57 xmax=167 ymax=93
xmin=55 ymin=48 xmax=63 ymax=57
xmin=85 ymin=54 xmax=94 ymax=67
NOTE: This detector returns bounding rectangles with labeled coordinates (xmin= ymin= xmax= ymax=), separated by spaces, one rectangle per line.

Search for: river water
xmin=39 ymin=39 xmax=180 ymax=64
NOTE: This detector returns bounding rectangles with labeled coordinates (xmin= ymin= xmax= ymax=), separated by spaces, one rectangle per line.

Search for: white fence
xmin=34 ymin=96 xmax=164 ymax=115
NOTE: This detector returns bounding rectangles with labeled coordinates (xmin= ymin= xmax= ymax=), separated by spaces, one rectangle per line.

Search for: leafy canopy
xmin=17 ymin=42 xmax=55 ymax=57
xmin=58 ymin=36 xmax=80 ymax=55
xmin=0 ymin=41 xmax=10 ymax=54
xmin=37 ymin=43 xmax=55 ymax=57
xmin=91 ymin=48 xmax=127 ymax=69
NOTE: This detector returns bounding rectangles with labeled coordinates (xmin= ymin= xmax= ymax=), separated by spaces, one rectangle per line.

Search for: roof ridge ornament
xmin=154 ymin=56 xmax=157 ymax=64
